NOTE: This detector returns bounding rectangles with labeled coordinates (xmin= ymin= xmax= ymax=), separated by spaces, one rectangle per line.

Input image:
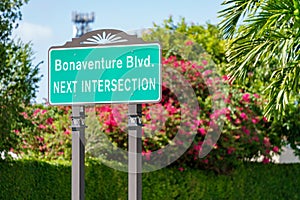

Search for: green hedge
xmin=0 ymin=159 xmax=299 ymax=200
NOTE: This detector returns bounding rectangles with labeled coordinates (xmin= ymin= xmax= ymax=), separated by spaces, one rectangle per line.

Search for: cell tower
xmin=72 ymin=11 xmax=95 ymax=37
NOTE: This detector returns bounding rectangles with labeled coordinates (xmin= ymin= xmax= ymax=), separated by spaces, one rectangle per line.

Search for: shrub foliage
xmin=0 ymin=159 xmax=299 ymax=200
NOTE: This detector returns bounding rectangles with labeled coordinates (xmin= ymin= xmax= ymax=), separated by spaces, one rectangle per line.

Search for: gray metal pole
xmin=128 ymin=104 xmax=142 ymax=200
xmin=71 ymin=105 xmax=85 ymax=200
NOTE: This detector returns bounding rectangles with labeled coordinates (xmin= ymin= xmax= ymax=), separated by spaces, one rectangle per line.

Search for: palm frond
xmin=218 ymin=0 xmax=262 ymax=39
xmin=220 ymin=0 xmax=300 ymax=117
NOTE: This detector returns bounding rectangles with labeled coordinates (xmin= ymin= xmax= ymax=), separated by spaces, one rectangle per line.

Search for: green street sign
xmin=48 ymin=43 xmax=161 ymax=105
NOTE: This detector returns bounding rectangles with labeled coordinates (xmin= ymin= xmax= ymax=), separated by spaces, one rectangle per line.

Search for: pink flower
xmin=225 ymin=97 xmax=231 ymax=104
xmin=196 ymin=119 xmax=205 ymax=126
xmin=185 ymin=40 xmax=193 ymax=46
xmin=151 ymin=124 xmax=157 ymax=131
xmin=252 ymin=117 xmax=260 ymax=124
xmin=142 ymin=150 xmax=152 ymax=161
xmin=222 ymin=75 xmax=229 ymax=81
xmin=145 ymin=113 xmax=151 ymax=120
xmin=263 ymin=137 xmax=270 ymax=147
xmin=99 ymin=105 xmax=111 ymax=112
xmin=226 ymin=115 xmax=232 ymax=121
xmin=262 ymin=117 xmax=268 ymax=123
xmin=206 ymin=78 xmax=213 ymax=86
xmin=240 ymin=112 xmax=248 ymax=120
xmin=46 ymin=117 xmax=54 ymax=125
xmin=234 ymin=135 xmax=241 ymax=140
xmin=235 ymin=118 xmax=241 ymax=124
xmin=273 ymin=146 xmax=279 ymax=153
xmin=195 ymin=71 xmax=201 ymax=77
xmin=193 ymin=144 xmax=202 ymax=151
xmin=244 ymin=129 xmax=250 ymax=135
xmin=178 ymin=167 xmax=185 ymax=172
xmin=41 ymin=109 xmax=47 ymax=114
xmin=202 ymin=159 xmax=209 ymax=164
xmin=64 ymin=129 xmax=71 ymax=135
xmin=253 ymin=94 xmax=260 ymax=98
xmin=262 ymin=157 xmax=270 ymax=164
xmin=21 ymin=112 xmax=29 ymax=119
xmin=202 ymin=60 xmax=208 ymax=65
xmin=198 ymin=127 xmax=206 ymax=136
xmin=36 ymin=136 xmax=44 ymax=142
xmin=195 ymin=65 xmax=204 ymax=70
xmin=39 ymin=145 xmax=47 ymax=151
xmin=174 ymin=61 xmax=179 ymax=67
xmin=203 ymin=69 xmax=212 ymax=76
xmin=38 ymin=124 xmax=46 ymax=129
xmin=166 ymin=104 xmax=178 ymax=115
xmin=33 ymin=109 xmax=40 ymax=116
xmin=104 ymin=116 xmax=117 ymax=126
xmin=193 ymin=141 xmax=203 ymax=152
xmin=242 ymin=93 xmax=250 ymax=102
xmin=242 ymin=126 xmax=250 ymax=135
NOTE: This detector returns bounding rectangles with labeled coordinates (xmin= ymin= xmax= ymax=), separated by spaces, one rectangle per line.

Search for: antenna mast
xmin=72 ymin=12 xmax=95 ymax=37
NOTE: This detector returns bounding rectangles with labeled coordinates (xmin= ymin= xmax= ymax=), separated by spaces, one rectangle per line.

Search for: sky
xmin=13 ymin=0 xmax=224 ymax=103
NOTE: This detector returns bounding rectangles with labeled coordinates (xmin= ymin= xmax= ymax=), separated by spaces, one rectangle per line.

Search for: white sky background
xmin=13 ymin=0 xmax=224 ymax=103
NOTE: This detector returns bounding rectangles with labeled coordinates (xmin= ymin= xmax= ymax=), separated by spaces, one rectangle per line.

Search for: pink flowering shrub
xmin=187 ymin=86 xmax=281 ymax=172
xmin=165 ymin=56 xmax=280 ymax=172
xmin=91 ymin=55 xmax=281 ymax=173
xmin=15 ymin=105 xmax=72 ymax=160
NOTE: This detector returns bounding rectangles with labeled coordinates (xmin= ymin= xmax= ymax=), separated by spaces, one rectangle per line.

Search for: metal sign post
xmin=128 ymin=104 xmax=142 ymax=200
xmin=71 ymin=105 xmax=86 ymax=200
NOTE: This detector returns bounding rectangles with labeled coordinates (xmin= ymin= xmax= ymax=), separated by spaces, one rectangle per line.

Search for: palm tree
xmin=219 ymin=0 xmax=300 ymax=118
